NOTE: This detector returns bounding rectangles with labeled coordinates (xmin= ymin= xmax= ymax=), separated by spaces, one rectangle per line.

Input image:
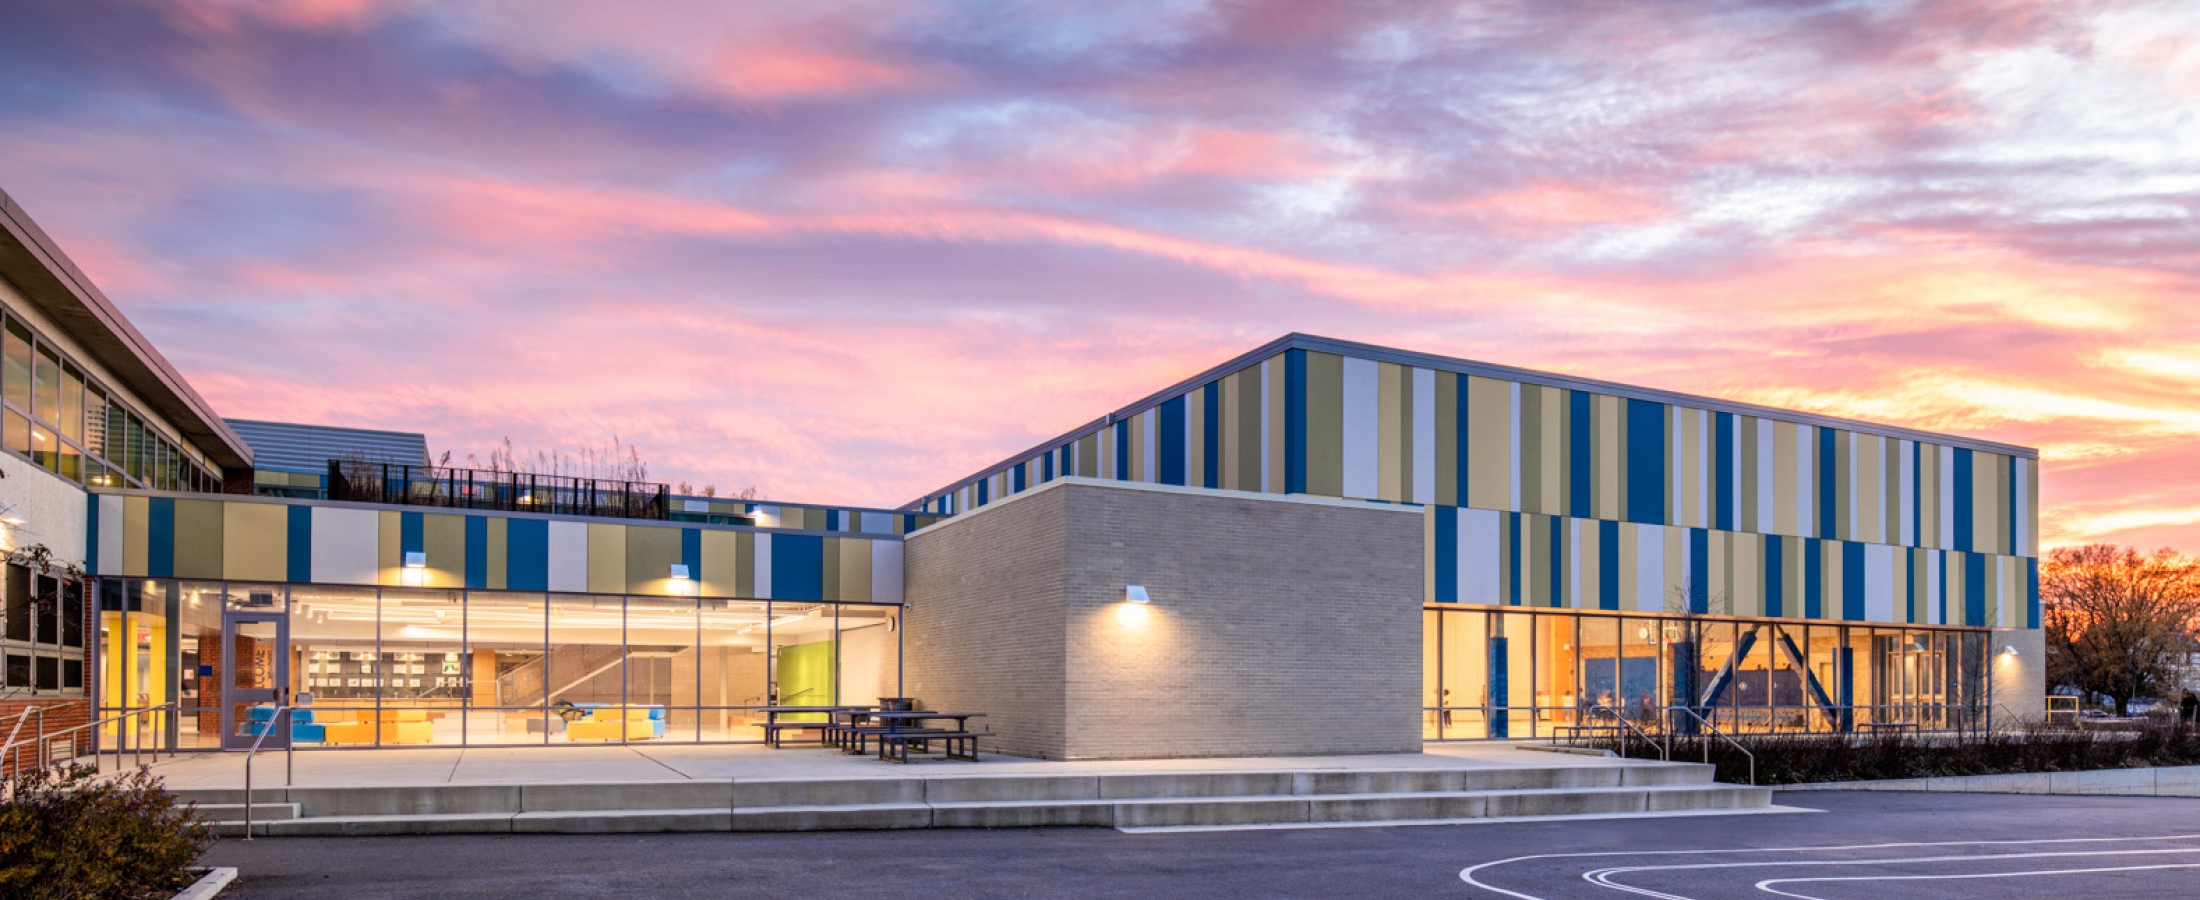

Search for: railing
xmin=1426 ymin=702 xmax=1990 ymax=740
xmin=1669 ymin=705 xmax=1756 ymax=786
xmin=328 ymin=461 xmax=670 ymax=521
xmin=240 ymin=706 xmax=292 ymax=841
xmin=1587 ymin=704 xmax=1668 ymax=762
xmin=1 ymin=703 xmax=178 ymax=780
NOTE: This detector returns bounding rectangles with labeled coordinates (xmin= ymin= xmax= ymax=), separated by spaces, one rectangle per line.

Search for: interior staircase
xmin=183 ymin=761 xmax=1774 ymax=837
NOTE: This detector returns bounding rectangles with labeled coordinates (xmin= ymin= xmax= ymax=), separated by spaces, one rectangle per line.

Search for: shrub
xmin=0 ymin=764 xmax=214 ymax=900
xmin=1603 ymin=720 xmax=2200 ymax=786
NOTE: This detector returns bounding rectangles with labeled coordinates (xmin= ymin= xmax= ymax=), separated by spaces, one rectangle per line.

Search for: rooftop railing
xmin=327 ymin=461 xmax=670 ymax=521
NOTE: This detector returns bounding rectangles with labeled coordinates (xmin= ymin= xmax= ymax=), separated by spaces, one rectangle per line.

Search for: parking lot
xmin=201 ymin=791 xmax=2200 ymax=899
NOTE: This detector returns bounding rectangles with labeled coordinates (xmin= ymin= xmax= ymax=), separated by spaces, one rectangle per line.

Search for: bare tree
xmin=2043 ymin=544 xmax=2200 ymax=716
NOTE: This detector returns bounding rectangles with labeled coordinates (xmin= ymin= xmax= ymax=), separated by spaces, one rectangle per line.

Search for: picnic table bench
xmin=758 ymin=706 xmax=871 ymax=748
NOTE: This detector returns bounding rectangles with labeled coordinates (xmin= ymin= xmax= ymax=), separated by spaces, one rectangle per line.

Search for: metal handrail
xmin=1587 ymin=704 xmax=1668 ymax=761
xmin=1670 ymin=706 xmax=1755 ymax=786
xmin=240 ymin=705 xmax=292 ymax=842
xmin=0 ymin=703 xmax=178 ymax=779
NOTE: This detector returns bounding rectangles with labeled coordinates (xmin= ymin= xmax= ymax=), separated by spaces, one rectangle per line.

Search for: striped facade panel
xmin=86 ymin=495 xmax=905 ymax=603
xmin=905 ymin=343 xmax=2038 ymax=629
xmin=1422 ymin=504 xmax=2032 ymax=626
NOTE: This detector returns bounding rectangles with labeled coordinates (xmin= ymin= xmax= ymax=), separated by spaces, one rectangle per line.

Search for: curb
xmin=176 ymin=867 xmax=237 ymax=900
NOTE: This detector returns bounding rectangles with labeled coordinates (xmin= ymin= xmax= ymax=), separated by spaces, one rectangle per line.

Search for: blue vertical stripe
xmin=682 ymin=527 xmax=702 ymax=584
xmin=976 ymin=479 xmax=989 ymax=507
xmin=1904 ymin=551 xmax=1917 ymax=624
xmin=1688 ymin=528 xmax=1709 ymax=613
xmin=1286 ymin=349 xmax=1308 ymax=495
xmin=463 ymin=516 xmax=488 ymax=589
xmin=1842 ymin=541 xmax=1866 ymax=621
xmin=1953 ymin=448 xmax=1975 ymax=551
xmin=1548 ymin=516 xmax=1564 ymax=607
xmin=1569 ymin=391 xmax=1592 ymax=519
xmin=83 ymin=498 xmax=99 ymax=575
xmin=400 ymin=512 xmax=424 ymax=558
xmin=1764 ymin=535 xmax=1784 ymax=618
xmin=1817 ymin=428 xmax=1838 ymax=539
xmin=2008 ymin=456 xmax=2019 ymax=555
xmin=1114 ymin=420 xmax=1130 ymax=481
xmin=286 ymin=505 xmax=312 ymax=583
xmin=1625 ymin=399 xmax=1666 ymax=525
xmin=505 ymin=518 xmax=549 ymax=592
xmin=771 ymin=533 xmax=825 ymax=602
xmin=1486 ymin=637 xmax=1509 ymax=739
xmin=1202 ymin=382 xmax=1221 ymax=489
xmin=1965 ymin=551 xmax=1987 ymax=627
xmin=1158 ymin=395 xmax=1187 ymax=486
xmin=1714 ymin=412 xmax=1735 ymax=531
xmin=1041 ymin=453 xmax=1053 ymax=483
xmin=1455 ymin=375 xmax=1472 ymax=505
xmin=1507 ymin=513 xmax=1522 ymax=606
xmin=1011 ymin=466 xmax=1026 ymax=493
xmin=147 ymin=497 xmax=174 ymax=578
xmin=1804 ymin=539 xmax=1823 ymax=619
xmin=1598 ymin=519 xmax=1620 ymax=611
xmin=2027 ymin=557 xmax=2041 ymax=629
xmin=1434 ymin=507 xmax=1458 ymax=604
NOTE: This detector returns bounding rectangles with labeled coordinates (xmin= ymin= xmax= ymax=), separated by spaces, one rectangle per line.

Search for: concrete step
xmin=192 ymin=802 xmax=300 ymax=822
xmin=204 ymin=782 xmax=1770 ymax=836
xmin=170 ymin=762 xmax=1719 ymax=817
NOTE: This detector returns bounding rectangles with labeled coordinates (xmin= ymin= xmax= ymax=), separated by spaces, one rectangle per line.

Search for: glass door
xmin=219 ymin=612 xmax=289 ymax=750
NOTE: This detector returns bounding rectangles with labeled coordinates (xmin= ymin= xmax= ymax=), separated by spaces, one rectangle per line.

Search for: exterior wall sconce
xmin=669 ymin=563 xmax=691 ymax=580
xmin=401 ymin=551 xmax=427 ymax=586
xmin=2002 ymin=645 xmax=2019 ymax=658
xmin=403 ymin=551 xmax=427 ymax=568
xmin=1125 ymin=585 xmax=1150 ymax=604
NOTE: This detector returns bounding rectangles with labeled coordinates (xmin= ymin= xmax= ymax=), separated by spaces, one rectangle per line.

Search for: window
xmin=31 ymin=343 xmax=58 ymax=425
xmin=2 ymin=318 xmax=29 ymax=410
xmin=34 ymin=655 xmax=57 ymax=690
xmin=59 ymin=362 xmax=82 ymax=444
xmin=2 ymin=409 xmax=25 ymax=457
xmin=29 ymin=422 xmax=56 ymax=472
xmin=62 ymin=581 xmax=82 ymax=648
xmin=84 ymin=384 xmax=107 ymax=458
xmin=3 ymin=564 xmax=26 ymax=642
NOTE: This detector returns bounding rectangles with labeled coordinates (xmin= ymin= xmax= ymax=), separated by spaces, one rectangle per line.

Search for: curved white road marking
xmin=1458 ymin=833 xmax=2200 ymax=900
xmin=1755 ymin=862 xmax=2200 ymax=900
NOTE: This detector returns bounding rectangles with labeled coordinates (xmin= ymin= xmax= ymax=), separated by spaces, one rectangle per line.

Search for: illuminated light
xmin=1125 ymin=585 xmax=1150 ymax=604
xmin=2002 ymin=645 xmax=2020 ymax=658
xmin=669 ymin=564 xmax=691 ymax=580
xmin=1116 ymin=602 xmax=1149 ymax=626
xmin=403 ymin=552 xmax=427 ymax=568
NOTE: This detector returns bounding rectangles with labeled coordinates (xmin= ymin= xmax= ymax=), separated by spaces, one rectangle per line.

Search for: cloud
xmin=0 ymin=0 xmax=2195 ymax=549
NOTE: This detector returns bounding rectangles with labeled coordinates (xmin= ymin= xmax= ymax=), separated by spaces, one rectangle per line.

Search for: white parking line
xmin=1459 ymin=833 xmax=2200 ymax=900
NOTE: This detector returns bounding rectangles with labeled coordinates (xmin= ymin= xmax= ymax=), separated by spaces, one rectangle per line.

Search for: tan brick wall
xmin=906 ymin=479 xmax=1423 ymax=760
xmin=904 ymin=482 xmax=1068 ymax=759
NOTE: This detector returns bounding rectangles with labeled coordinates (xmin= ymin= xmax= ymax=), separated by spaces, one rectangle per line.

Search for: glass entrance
xmin=218 ymin=612 xmax=289 ymax=750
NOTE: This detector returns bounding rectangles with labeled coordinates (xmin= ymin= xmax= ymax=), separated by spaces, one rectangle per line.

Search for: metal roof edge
xmin=0 ymin=187 xmax=253 ymax=469
xmin=899 ymin=332 xmax=2039 ymax=510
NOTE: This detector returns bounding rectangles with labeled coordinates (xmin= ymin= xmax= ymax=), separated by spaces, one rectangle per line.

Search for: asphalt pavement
xmin=204 ymin=791 xmax=2200 ymax=899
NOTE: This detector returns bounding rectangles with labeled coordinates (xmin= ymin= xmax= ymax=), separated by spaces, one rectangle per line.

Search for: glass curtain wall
xmin=1424 ymin=607 xmax=1991 ymax=740
xmin=93 ymin=578 xmax=899 ymax=750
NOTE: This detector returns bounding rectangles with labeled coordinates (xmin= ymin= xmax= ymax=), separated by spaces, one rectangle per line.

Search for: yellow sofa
xmin=564 ymin=706 xmax=664 ymax=742
xmin=321 ymin=709 xmax=435 ymax=745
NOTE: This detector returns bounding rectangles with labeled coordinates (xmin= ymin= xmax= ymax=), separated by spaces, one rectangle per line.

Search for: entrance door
xmin=219 ymin=612 xmax=289 ymax=750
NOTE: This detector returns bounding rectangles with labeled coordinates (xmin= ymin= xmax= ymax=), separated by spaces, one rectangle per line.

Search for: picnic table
xmin=835 ymin=710 xmax=988 ymax=762
xmin=758 ymin=706 xmax=872 ymax=748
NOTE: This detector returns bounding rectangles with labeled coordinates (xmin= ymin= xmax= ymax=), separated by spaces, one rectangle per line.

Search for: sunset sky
xmin=1 ymin=1 xmax=2196 ymax=549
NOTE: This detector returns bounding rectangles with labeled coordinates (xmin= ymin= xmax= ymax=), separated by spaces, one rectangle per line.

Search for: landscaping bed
xmin=1600 ymin=722 xmax=2200 ymax=786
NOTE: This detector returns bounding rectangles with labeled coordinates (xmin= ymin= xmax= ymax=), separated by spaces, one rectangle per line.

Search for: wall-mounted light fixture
xmin=1125 ymin=585 xmax=1150 ymax=604
xmin=669 ymin=563 xmax=691 ymax=581
xmin=2002 ymin=644 xmax=2019 ymax=658
xmin=403 ymin=551 xmax=427 ymax=569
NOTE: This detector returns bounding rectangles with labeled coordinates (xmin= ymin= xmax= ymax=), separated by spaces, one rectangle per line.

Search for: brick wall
xmin=904 ymin=483 xmax=1068 ymax=758
xmin=0 ymin=697 xmax=91 ymax=774
xmin=906 ymin=479 xmax=1424 ymax=760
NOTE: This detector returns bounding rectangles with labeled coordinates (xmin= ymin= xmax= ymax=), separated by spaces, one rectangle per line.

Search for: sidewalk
xmin=128 ymin=741 xmax=1648 ymax=790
